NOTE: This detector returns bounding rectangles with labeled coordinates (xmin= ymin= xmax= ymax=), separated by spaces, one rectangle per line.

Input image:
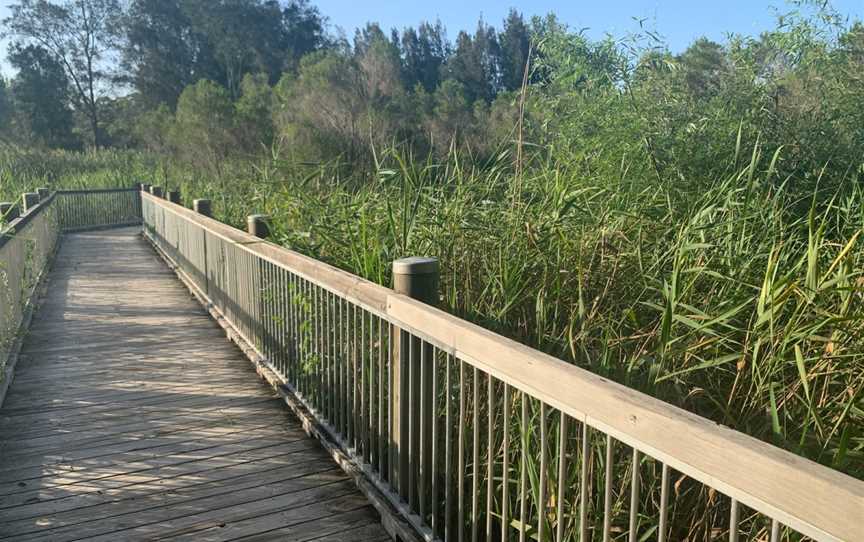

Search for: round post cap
xmin=392 ymin=257 xmax=439 ymax=275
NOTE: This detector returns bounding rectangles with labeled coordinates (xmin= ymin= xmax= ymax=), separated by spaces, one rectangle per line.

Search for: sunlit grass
xmin=2 ymin=142 xmax=861 ymax=487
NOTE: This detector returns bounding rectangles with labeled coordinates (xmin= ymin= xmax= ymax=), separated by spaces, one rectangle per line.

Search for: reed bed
xmin=1 ymin=143 xmax=861 ymax=539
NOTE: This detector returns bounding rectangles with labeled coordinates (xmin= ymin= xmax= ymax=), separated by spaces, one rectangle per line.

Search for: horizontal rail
xmin=56 ymin=188 xmax=139 ymax=194
xmin=0 ymin=193 xmax=57 ymax=251
xmin=141 ymin=192 xmax=864 ymax=542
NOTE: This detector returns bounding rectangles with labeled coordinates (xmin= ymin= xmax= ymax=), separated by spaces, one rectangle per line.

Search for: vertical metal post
xmin=193 ymin=199 xmax=212 ymax=217
xmin=194 ymin=199 xmax=212 ymax=294
xmin=247 ymin=214 xmax=270 ymax=239
xmin=167 ymin=191 xmax=182 ymax=205
xmin=150 ymin=186 xmax=163 ymax=198
xmin=36 ymin=187 xmax=50 ymax=200
xmin=22 ymin=193 xmax=40 ymax=213
xmin=391 ymin=257 xmax=439 ymax=502
xmin=248 ymin=214 xmax=270 ymax=363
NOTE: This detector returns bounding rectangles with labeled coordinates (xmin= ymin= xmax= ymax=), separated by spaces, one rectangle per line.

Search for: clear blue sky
xmin=1 ymin=0 xmax=863 ymax=76
xmin=315 ymin=0 xmax=864 ymax=50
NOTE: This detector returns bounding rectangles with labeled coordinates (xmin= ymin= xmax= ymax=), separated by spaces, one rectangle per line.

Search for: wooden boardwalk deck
xmin=0 ymin=228 xmax=389 ymax=541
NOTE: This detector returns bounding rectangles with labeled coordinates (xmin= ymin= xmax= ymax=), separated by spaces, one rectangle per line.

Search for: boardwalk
xmin=0 ymin=228 xmax=389 ymax=541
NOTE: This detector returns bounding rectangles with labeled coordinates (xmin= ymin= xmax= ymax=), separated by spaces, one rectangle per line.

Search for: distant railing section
xmin=56 ymin=188 xmax=142 ymax=231
xmin=142 ymin=191 xmax=863 ymax=542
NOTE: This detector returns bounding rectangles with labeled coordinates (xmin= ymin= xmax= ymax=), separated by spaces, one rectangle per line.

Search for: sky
xmin=0 ymin=0 xmax=862 ymax=76
xmin=315 ymin=0 xmax=864 ymax=49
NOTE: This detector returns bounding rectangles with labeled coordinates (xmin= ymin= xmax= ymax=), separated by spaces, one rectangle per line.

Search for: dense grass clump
xmin=256 ymin=146 xmax=864 ymax=482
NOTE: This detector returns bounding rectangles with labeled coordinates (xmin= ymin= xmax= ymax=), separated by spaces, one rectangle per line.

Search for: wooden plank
xmin=176 ymin=507 xmax=387 ymax=542
xmin=234 ymin=508 xmax=389 ymax=542
xmin=12 ymin=483 xmax=364 ymax=542
xmin=0 ymin=228 xmax=388 ymax=541
xmin=0 ymin=449 xmax=329 ymax=523
xmin=0 ymin=464 xmax=346 ymax=540
xmin=0 ymin=442 xmax=312 ymax=511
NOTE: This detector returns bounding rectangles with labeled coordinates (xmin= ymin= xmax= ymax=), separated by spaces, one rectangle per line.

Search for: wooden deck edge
xmin=142 ymin=229 xmax=425 ymax=542
xmin=0 ymin=236 xmax=60 ymax=408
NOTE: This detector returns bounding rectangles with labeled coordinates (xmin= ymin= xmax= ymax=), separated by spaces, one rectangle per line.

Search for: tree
xmin=235 ymin=73 xmax=275 ymax=152
xmin=273 ymin=51 xmax=365 ymax=161
xmin=677 ymin=38 xmax=728 ymax=98
xmin=0 ymin=78 xmax=12 ymax=143
xmin=7 ymin=43 xmax=77 ymax=148
xmin=173 ymin=79 xmax=236 ymax=174
xmin=3 ymin=0 xmax=121 ymax=148
xmin=499 ymin=10 xmax=531 ymax=91
xmin=400 ymin=20 xmax=449 ymax=92
xmin=121 ymin=0 xmax=217 ymax=109
xmin=445 ymin=19 xmax=501 ymax=103
xmin=280 ymin=0 xmax=327 ymax=71
xmin=356 ymin=26 xmax=403 ymax=100
xmin=122 ymin=0 xmax=326 ymax=107
xmin=426 ymin=78 xmax=472 ymax=150
xmin=183 ymin=0 xmax=285 ymax=98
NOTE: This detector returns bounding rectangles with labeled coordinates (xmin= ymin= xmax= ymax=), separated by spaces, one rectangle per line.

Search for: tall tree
xmin=445 ymin=19 xmax=501 ymax=103
xmin=3 ymin=0 xmax=121 ymax=148
xmin=7 ymin=43 xmax=76 ymax=148
xmin=280 ymin=0 xmax=327 ymax=71
xmin=499 ymin=9 xmax=530 ymax=91
xmin=677 ymin=38 xmax=728 ymax=98
xmin=0 ymin=78 xmax=12 ymax=143
xmin=401 ymin=21 xmax=448 ymax=92
xmin=122 ymin=0 xmax=325 ymax=106
xmin=121 ymin=0 xmax=216 ymax=109
xmin=184 ymin=0 xmax=285 ymax=98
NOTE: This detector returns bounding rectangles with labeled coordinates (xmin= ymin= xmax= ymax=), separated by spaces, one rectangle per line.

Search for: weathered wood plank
xmin=0 ymin=228 xmax=388 ymax=541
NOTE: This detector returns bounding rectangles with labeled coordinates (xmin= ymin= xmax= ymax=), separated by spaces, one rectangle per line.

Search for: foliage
xmin=121 ymin=0 xmax=326 ymax=108
xmin=2 ymin=0 xmax=121 ymax=148
xmin=6 ymin=44 xmax=77 ymax=149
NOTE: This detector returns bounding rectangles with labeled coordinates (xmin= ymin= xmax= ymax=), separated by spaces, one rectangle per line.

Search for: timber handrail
xmin=386 ymin=294 xmax=863 ymax=541
xmin=0 ymin=192 xmax=56 ymax=250
xmin=141 ymin=190 xmax=863 ymax=542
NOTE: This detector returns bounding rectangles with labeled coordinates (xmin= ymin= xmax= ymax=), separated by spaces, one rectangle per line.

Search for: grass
xmin=240 ymin=145 xmax=863 ymax=478
xmin=1 ymin=141 xmax=861 ymax=539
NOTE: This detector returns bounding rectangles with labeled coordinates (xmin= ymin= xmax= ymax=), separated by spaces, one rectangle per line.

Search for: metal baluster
xmin=556 ymin=414 xmax=568 ymax=542
xmin=629 ymin=449 xmax=640 ymax=542
xmin=658 ymin=464 xmax=670 ymax=542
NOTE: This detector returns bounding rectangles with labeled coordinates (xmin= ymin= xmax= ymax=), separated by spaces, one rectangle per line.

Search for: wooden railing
xmin=0 ymin=193 xmax=59 ymax=404
xmin=56 ymin=188 xmax=142 ymax=231
xmin=141 ymin=191 xmax=863 ymax=542
xmin=0 ymin=187 xmax=143 ymax=404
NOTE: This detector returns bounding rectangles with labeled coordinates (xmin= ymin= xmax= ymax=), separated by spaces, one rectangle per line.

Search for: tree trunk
xmin=90 ymin=107 xmax=100 ymax=149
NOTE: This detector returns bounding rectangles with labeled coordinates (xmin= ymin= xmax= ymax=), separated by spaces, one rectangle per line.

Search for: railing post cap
xmin=393 ymin=256 xmax=439 ymax=275
xmin=247 ymin=214 xmax=269 ymax=220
